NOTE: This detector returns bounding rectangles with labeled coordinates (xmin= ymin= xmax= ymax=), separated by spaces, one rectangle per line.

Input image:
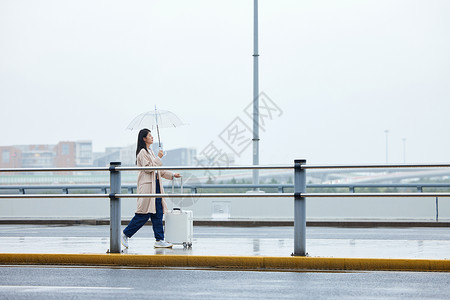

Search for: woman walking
xmin=121 ymin=128 xmax=181 ymax=248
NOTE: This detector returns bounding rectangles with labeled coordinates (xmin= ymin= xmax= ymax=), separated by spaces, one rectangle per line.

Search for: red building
xmin=54 ymin=142 xmax=76 ymax=167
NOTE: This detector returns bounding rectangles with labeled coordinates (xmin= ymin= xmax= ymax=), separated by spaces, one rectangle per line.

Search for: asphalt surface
xmin=0 ymin=225 xmax=449 ymax=259
xmin=0 ymin=266 xmax=449 ymax=299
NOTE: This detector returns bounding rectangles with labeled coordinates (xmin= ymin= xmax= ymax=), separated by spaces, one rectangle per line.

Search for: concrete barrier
xmin=0 ymin=219 xmax=449 ymax=227
xmin=1 ymin=253 xmax=449 ymax=272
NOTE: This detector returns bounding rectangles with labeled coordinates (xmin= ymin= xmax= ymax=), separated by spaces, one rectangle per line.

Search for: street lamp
xmin=402 ymin=138 xmax=406 ymax=163
xmin=252 ymin=0 xmax=260 ymax=188
xmin=384 ymin=130 xmax=389 ymax=164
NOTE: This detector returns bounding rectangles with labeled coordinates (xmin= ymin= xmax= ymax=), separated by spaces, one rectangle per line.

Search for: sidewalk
xmin=0 ymin=225 xmax=449 ymax=259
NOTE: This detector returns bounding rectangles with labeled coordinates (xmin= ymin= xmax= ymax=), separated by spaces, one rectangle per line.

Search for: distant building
xmin=0 ymin=146 xmax=21 ymax=168
xmin=163 ymin=148 xmax=197 ymax=166
xmin=0 ymin=141 xmax=92 ymax=169
xmin=17 ymin=144 xmax=55 ymax=168
xmin=93 ymin=144 xmax=198 ymax=167
xmin=75 ymin=141 xmax=93 ymax=166
xmin=120 ymin=144 xmax=136 ymax=166
xmin=54 ymin=142 xmax=76 ymax=167
xmin=92 ymin=145 xmax=136 ymax=167
xmin=0 ymin=141 xmax=205 ymax=169
xmin=92 ymin=147 xmax=121 ymax=167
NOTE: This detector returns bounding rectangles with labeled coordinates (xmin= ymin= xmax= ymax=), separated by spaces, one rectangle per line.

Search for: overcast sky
xmin=1 ymin=0 xmax=449 ymax=165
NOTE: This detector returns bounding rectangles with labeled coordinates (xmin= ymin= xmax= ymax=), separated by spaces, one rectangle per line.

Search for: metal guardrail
xmin=1 ymin=160 xmax=450 ymax=256
xmin=0 ymin=165 xmax=293 ymax=173
xmin=302 ymin=163 xmax=450 ymax=169
xmin=0 ymin=183 xmax=450 ymax=194
xmin=2 ymin=183 xmax=450 ymax=194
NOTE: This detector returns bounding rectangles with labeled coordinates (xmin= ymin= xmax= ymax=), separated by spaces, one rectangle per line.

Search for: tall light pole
xmin=384 ymin=130 xmax=389 ymax=164
xmin=402 ymin=138 xmax=406 ymax=163
xmin=252 ymin=0 xmax=260 ymax=188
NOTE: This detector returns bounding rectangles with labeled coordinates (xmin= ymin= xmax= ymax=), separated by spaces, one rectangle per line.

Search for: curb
xmin=0 ymin=254 xmax=449 ymax=272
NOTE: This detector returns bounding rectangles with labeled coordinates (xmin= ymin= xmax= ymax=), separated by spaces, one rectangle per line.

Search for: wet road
xmin=0 ymin=266 xmax=449 ymax=299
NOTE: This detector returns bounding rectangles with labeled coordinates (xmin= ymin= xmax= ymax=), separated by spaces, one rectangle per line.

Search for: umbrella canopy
xmin=126 ymin=108 xmax=185 ymax=148
xmin=126 ymin=109 xmax=185 ymax=130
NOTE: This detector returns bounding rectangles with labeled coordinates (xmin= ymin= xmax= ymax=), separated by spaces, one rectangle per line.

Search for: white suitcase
xmin=165 ymin=208 xmax=193 ymax=247
xmin=165 ymin=177 xmax=193 ymax=247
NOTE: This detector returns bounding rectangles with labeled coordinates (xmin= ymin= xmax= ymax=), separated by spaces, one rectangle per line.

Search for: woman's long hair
xmin=136 ymin=128 xmax=151 ymax=164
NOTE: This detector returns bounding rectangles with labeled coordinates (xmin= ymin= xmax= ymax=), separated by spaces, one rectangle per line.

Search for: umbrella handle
xmin=156 ymin=123 xmax=161 ymax=149
xmin=156 ymin=124 xmax=167 ymax=157
xmin=154 ymin=105 xmax=162 ymax=149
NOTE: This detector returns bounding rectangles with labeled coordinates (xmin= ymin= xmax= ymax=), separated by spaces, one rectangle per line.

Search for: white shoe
xmin=154 ymin=240 xmax=173 ymax=248
xmin=121 ymin=233 xmax=129 ymax=248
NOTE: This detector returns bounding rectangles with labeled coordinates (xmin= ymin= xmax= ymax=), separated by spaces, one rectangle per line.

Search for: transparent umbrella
xmin=126 ymin=107 xmax=185 ymax=149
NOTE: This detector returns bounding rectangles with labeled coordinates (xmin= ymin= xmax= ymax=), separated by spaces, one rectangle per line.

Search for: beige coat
xmin=136 ymin=148 xmax=174 ymax=214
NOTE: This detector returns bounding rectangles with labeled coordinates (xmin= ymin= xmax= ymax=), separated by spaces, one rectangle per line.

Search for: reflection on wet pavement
xmin=0 ymin=225 xmax=449 ymax=259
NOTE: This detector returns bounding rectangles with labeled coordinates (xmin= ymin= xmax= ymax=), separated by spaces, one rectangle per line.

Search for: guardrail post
xmin=436 ymin=197 xmax=439 ymax=222
xmin=293 ymin=159 xmax=306 ymax=256
xmin=109 ymin=162 xmax=122 ymax=253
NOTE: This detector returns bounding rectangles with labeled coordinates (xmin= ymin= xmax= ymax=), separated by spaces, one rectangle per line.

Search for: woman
xmin=121 ymin=128 xmax=181 ymax=248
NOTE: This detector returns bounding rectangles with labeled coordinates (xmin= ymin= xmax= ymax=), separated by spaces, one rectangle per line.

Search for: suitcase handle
xmin=172 ymin=207 xmax=182 ymax=214
xmin=171 ymin=177 xmax=183 ymax=193
xmin=171 ymin=176 xmax=184 ymax=210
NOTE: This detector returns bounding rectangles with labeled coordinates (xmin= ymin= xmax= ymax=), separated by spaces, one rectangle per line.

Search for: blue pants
xmin=123 ymin=178 xmax=164 ymax=241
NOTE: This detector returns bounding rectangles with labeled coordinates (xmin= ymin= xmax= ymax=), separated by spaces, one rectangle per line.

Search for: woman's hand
xmin=174 ymin=173 xmax=181 ymax=178
xmin=158 ymin=150 xmax=164 ymax=158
